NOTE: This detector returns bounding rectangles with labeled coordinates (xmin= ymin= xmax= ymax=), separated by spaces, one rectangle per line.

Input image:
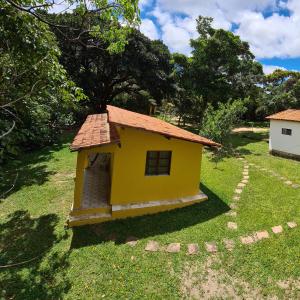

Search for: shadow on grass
xmin=70 ymin=183 xmax=230 ymax=249
xmin=0 ymin=131 xmax=74 ymax=199
xmin=230 ymin=132 xmax=269 ymax=149
xmin=203 ymin=131 xmax=270 ymax=160
xmin=0 ymin=210 xmax=70 ymax=299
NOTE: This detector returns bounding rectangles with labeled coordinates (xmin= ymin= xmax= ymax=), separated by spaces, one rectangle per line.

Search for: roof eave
xmin=69 ymin=139 xmax=120 ymax=152
xmin=110 ymin=121 xmax=220 ymax=147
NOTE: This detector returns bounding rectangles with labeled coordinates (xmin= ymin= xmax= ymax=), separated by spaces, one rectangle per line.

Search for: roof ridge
xmin=107 ymin=105 xmax=220 ymax=147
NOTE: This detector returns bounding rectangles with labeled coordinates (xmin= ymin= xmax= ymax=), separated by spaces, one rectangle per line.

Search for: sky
xmin=138 ymin=0 xmax=300 ymax=74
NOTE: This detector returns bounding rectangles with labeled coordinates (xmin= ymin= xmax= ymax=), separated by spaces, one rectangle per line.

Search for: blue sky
xmin=139 ymin=0 xmax=300 ymax=74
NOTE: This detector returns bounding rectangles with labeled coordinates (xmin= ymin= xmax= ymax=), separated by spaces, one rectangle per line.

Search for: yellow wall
xmin=76 ymin=126 xmax=203 ymax=206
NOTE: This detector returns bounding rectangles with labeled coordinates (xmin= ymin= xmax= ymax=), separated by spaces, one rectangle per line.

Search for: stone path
xmin=225 ymin=157 xmax=250 ymax=232
xmin=138 ymin=221 xmax=298 ymax=254
xmin=250 ymin=163 xmax=300 ymax=189
xmin=120 ymin=158 xmax=299 ymax=256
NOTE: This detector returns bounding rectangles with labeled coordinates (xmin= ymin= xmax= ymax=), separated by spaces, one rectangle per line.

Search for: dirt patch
xmin=51 ymin=172 xmax=75 ymax=183
xmin=181 ymin=256 xmax=271 ymax=299
xmin=232 ymin=127 xmax=269 ymax=133
xmin=277 ymin=278 xmax=300 ymax=294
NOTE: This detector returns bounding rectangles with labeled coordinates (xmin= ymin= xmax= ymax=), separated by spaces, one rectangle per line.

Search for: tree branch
xmin=0 ymin=120 xmax=15 ymax=139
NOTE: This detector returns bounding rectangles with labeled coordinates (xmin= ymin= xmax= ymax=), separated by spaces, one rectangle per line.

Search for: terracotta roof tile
xmin=107 ymin=105 xmax=219 ymax=147
xmin=266 ymin=109 xmax=300 ymax=122
xmin=70 ymin=114 xmax=120 ymax=151
xmin=71 ymin=106 xmax=220 ymax=151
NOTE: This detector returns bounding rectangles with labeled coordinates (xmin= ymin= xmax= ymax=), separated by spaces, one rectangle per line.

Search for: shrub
xmin=199 ymin=99 xmax=247 ymax=144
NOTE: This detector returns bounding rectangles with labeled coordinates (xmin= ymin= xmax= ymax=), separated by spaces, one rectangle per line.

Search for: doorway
xmin=81 ymin=153 xmax=112 ymax=209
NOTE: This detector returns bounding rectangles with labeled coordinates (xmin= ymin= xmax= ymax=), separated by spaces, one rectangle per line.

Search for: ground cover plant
xmin=0 ymin=130 xmax=299 ymax=299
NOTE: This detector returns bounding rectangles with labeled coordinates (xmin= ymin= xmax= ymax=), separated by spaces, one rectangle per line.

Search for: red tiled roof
xmin=107 ymin=105 xmax=219 ymax=147
xmin=70 ymin=114 xmax=120 ymax=151
xmin=71 ymin=105 xmax=220 ymax=151
xmin=266 ymin=109 xmax=300 ymax=122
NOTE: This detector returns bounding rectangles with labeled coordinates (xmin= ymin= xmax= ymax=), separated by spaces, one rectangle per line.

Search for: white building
xmin=266 ymin=109 xmax=300 ymax=160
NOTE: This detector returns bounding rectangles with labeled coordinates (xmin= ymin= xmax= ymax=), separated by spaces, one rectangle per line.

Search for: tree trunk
xmin=99 ymin=101 xmax=107 ymax=113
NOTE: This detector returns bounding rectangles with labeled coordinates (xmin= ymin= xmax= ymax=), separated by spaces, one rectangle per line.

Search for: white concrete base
xmin=112 ymin=192 xmax=208 ymax=212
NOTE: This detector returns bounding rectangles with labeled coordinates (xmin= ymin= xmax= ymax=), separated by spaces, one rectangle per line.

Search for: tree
xmin=5 ymin=0 xmax=140 ymax=53
xmin=256 ymin=69 xmax=300 ymax=118
xmin=52 ymin=15 xmax=174 ymax=112
xmin=199 ymin=99 xmax=247 ymax=144
xmin=190 ymin=16 xmax=263 ymax=107
xmin=0 ymin=3 xmax=83 ymax=161
xmin=171 ymin=53 xmax=205 ymax=126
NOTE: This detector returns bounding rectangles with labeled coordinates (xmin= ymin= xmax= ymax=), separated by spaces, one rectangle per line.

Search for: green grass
xmin=1 ymin=130 xmax=300 ymax=299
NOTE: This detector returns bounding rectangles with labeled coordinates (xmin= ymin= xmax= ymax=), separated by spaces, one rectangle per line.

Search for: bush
xmin=199 ymin=99 xmax=247 ymax=144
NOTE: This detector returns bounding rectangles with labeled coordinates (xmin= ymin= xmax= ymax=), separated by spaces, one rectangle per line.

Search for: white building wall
xmin=269 ymin=120 xmax=300 ymax=156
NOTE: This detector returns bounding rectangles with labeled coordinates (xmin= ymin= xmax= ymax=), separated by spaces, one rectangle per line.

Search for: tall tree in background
xmin=171 ymin=16 xmax=263 ymax=126
xmin=256 ymin=69 xmax=300 ymax=118
xmin=52 ymin=14 xmax=174 ymax=112
xmin=190 ymin=16 xmax=263 ymax=107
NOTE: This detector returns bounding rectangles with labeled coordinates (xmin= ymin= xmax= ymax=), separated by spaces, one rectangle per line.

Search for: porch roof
xmin=70 ymin=113 xmax=120 ymax=151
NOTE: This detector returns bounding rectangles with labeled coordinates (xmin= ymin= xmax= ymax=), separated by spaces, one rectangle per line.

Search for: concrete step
xmin=68 ymin=212 xmax=112 ymax=227
xmin=70 ymin=205 xmax=111 ymax=216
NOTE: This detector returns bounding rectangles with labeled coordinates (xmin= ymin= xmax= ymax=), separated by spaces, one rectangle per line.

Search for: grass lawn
xmin=1 ymin=130 xmax=300 ymax=299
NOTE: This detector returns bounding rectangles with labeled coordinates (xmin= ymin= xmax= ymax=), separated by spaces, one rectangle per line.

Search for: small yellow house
xmin=68 ymin=105 xmax=219 ymax=226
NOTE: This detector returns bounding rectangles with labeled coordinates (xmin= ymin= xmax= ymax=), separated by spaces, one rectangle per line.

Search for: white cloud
xmin=140 ymin=19 xmax=159 ymax=40
xmin=139 ymin=0 xmax=153 ymax=9
xmin=145 ymin=0 xmax=300 ymax=60
xmin=151 ymin=7 xmax=194 ymax=54
xmin=263 ymin=64 xmax=286 ymax=74
xmin=235 ymin=11 xmax=300 ymax=58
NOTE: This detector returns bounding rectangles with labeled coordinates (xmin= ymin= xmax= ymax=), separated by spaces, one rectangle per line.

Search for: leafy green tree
xmin=190 ymin=16 xmax=263 ymax=107
xmin=256 ymin=69 xmax=300 ymax=118
xmin=52 ymin=16 xmax=174 ymax=112
xmin=5 ymin=0 xmax=140 ymax=53
xmin=199 ymin=99 xmax=247 ymax=144
xmin=0 ymin=3 xmax=83 ymax=161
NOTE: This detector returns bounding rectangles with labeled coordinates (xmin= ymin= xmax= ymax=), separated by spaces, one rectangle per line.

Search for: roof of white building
xmin=266 ymin=109 xmax=300 ymax=123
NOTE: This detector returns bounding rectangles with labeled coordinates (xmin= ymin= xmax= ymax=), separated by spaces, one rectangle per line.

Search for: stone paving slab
xmin=242 ymin=171 xmax=249 ymax=175
xmin=205 ymin=242 xmax=217 ymax=253
xmin=272 ymin=225 xmax=283 ymax=234
xmin=284 ymin=180 xmax=293 ymax=186
xmin=235 ymin=188 xmax=243 ymax=194
xmin=187 ymin=243 xmax=199 ymax=255
xmin=256 ymin=231 xmax=269 ymax=240
xmin=225 ymin=211 xmax=237 ymax=217
xmin=223 ymin=239 xmax=235 ymax=251
xmin=230 ymin=203 xmax=237 ymax=210
xmin=145 ymin=240 xmax=159 ymax=252
xmin=240 ymin=236 xmax=255 ymax=244
xmin=233 ymin=195 xmax=240 ymax=201
xmin=238 ymin=183 xmax=246 ymax=188
xmin=287 ymin=221 xmax=297 ymax=228
xmin=227 ymin=222 xmax=238 ymax=230
xmin=241 ymin=179 xmax=248 ymax=184
xmin=166 ymin=243 xmax=181 ymax=253
xmin=126 ymin=236 xmax=138 ymax=247
xmin=292 ymin=184 xmax=300 ymax=189
xmin=243 ymin=175 xmax=249 ymax=180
